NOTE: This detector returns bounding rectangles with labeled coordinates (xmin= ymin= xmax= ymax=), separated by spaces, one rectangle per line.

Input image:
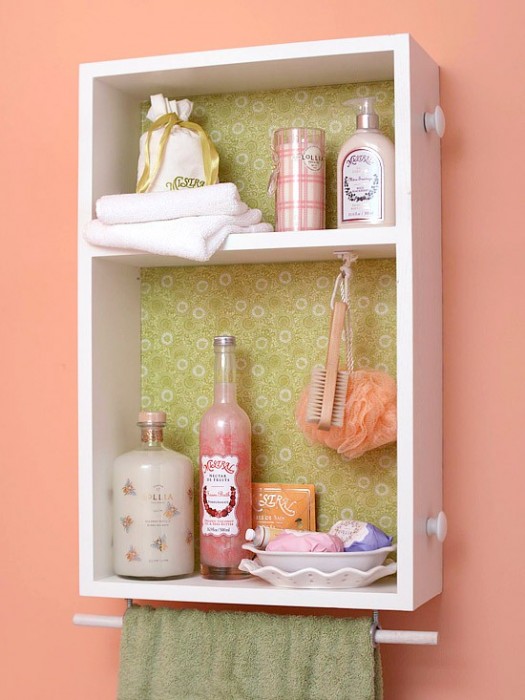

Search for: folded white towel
xmin=84 ymin=209 xmax=273 ymax=262
xmin=96 ymin=183 xmax=249 ymax=225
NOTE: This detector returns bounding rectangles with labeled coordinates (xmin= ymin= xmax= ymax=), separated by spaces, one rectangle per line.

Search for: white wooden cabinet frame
xmin=78 ymin=33 xmax=444 ymax=611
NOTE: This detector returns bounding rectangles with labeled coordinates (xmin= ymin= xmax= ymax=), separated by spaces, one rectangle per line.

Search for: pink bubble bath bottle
xmin=199 ymin=336 xmax=252 ymax=579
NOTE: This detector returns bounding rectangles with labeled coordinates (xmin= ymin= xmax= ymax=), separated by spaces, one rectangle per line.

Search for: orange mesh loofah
xmin=296 ymin=369 xmax=397 ymax=460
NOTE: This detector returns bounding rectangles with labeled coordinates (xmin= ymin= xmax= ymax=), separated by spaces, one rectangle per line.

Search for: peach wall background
xmin=1 ymin=1 xmax=524 ymax=697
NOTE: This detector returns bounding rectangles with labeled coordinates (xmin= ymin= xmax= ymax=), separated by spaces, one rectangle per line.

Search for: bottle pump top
xmin=343 ymin=96 xmax=379 ymax=130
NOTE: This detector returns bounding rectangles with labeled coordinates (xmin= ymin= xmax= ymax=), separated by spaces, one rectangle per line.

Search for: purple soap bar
xmin=265 ymin=531 xmax=344 ymax=553
xmin=328 ymin=520 xmax=393 ymax=552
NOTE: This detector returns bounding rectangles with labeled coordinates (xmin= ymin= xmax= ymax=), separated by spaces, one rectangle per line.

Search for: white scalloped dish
xmin=238 ymin=557 xmax=397 ymax=588
xmin=241 ymin=543 xmax=396 ymax=573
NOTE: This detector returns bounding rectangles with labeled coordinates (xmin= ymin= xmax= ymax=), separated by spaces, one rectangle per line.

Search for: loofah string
xmin=330 ymin=252 xmax=358 ymax=373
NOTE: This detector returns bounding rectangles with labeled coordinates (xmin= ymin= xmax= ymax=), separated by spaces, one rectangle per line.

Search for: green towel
xmin=118 ymin=605 xmax=382 ymax=700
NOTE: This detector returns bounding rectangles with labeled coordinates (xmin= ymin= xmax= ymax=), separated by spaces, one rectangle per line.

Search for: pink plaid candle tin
xmin=270 ymin=127 xmax=326 ymax=231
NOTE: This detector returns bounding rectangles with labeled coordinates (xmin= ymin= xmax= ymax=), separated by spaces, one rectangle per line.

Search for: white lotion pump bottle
xmin=337 ymin=97 xmax=395 ymax=227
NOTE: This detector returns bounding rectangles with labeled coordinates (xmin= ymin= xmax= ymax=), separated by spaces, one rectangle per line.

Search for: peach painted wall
xmin=1 ymin=1 xmax=524 ymax=698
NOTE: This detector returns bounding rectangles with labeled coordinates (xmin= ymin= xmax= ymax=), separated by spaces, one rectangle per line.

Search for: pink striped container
xmin=272 ymin=127 xmax=326 ymax=232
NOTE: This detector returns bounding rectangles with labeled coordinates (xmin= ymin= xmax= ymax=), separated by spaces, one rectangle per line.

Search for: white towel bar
xmin=73 ymin=614 xmax=123 ymax=629
xmin=72 ymin=613 xmax=438 ymax=645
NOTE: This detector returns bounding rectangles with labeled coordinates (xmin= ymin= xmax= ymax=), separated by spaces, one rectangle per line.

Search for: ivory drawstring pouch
xmin=136 ymin=94 xmax=219 ymax=193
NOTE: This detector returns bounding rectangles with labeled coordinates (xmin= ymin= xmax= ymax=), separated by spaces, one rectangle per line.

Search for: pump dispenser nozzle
xmin=343 ymin=96 xmax=380 ymax=130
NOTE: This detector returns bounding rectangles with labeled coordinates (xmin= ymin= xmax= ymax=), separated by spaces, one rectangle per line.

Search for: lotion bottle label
xmin=341 ymin=147 xmax=384 ymax=222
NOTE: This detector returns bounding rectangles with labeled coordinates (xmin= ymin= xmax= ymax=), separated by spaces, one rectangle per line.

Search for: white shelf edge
xmin=81 ymin=573 xmax=400 ymax=610
xmin=79 ymin=33 xmax=406 ymax=80
xmin=81 ymin=229 xmax=399 ymax=267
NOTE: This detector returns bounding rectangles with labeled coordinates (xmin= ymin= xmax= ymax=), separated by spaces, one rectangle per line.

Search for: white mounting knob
xmin=426 ymin=511 xmax=448 ymax=542
xmin=424 ymin=106 xmax=446 ymax=138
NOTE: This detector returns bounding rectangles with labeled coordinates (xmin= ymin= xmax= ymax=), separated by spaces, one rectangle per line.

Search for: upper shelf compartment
xmin=78 ymin=35 xmax=415 ymax=250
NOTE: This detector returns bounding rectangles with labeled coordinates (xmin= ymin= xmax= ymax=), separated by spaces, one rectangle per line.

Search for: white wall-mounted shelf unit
xmin=78 ymin=33 xmax=444 ymax=611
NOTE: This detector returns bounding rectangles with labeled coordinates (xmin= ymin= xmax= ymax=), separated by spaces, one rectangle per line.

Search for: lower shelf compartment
xmin=81 ymin=572 xmax=399 ymax=609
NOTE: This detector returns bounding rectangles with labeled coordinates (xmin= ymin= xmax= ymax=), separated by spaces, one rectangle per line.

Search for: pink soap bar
xmin=265 ymin=531 xmax=344 ymax=553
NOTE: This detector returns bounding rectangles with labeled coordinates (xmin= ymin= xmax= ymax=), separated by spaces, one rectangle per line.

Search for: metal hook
xmin=370 ymin=610 xmax=381 ymax=648
xmin=330 ymin=250 xmax=358 ymax=303
xmin=333 ymin=250 xmax=358 ymax=272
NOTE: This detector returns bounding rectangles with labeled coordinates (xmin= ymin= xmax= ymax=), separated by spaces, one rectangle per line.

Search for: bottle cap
xmin=214 ymin=335 xmax=236 ymax=347
xmin=343 ymin=96 xmax=380 ymax=130
xmin=138 ymin=411 xmax=166 ymax=425
xmin=245 ymin=528 xmax=256 ymax=542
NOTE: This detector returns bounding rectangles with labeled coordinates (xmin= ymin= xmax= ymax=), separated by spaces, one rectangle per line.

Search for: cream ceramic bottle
xmin=337 ymin=97 xmax=395 ymax=227
xmin=112 ymin=411 xmax=194 ymax=579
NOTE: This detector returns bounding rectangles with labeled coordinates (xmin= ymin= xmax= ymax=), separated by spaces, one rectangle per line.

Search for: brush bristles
xmin=306 ymin=369 xmax=350 ymax=427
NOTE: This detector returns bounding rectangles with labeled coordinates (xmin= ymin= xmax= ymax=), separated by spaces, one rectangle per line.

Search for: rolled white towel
xmin=96 ymin=183 xmax=249 ymax=225
xmin=84 ymin=209 xmax=273 ymax=262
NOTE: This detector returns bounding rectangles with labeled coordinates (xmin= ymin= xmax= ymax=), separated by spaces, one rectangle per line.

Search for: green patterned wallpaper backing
xmin=141 ymin=79 xmax=394 ymax=229
xmin=140 ymin=80 xmax=397 ymax=546
xmin=141 ymin=259 xmax=397 ymax=541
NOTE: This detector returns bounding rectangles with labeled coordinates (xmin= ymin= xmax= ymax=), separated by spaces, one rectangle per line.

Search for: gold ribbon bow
xmin=136 ymin=112 xmax=219 ymax=193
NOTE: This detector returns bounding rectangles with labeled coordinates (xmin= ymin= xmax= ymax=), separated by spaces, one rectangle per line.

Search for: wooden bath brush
xmin=306 ymin=300 xmax=350 ymax=430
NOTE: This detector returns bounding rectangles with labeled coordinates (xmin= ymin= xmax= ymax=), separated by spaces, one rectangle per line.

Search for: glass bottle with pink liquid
xmin=199 ymin=335 xmax=252 ymax=579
